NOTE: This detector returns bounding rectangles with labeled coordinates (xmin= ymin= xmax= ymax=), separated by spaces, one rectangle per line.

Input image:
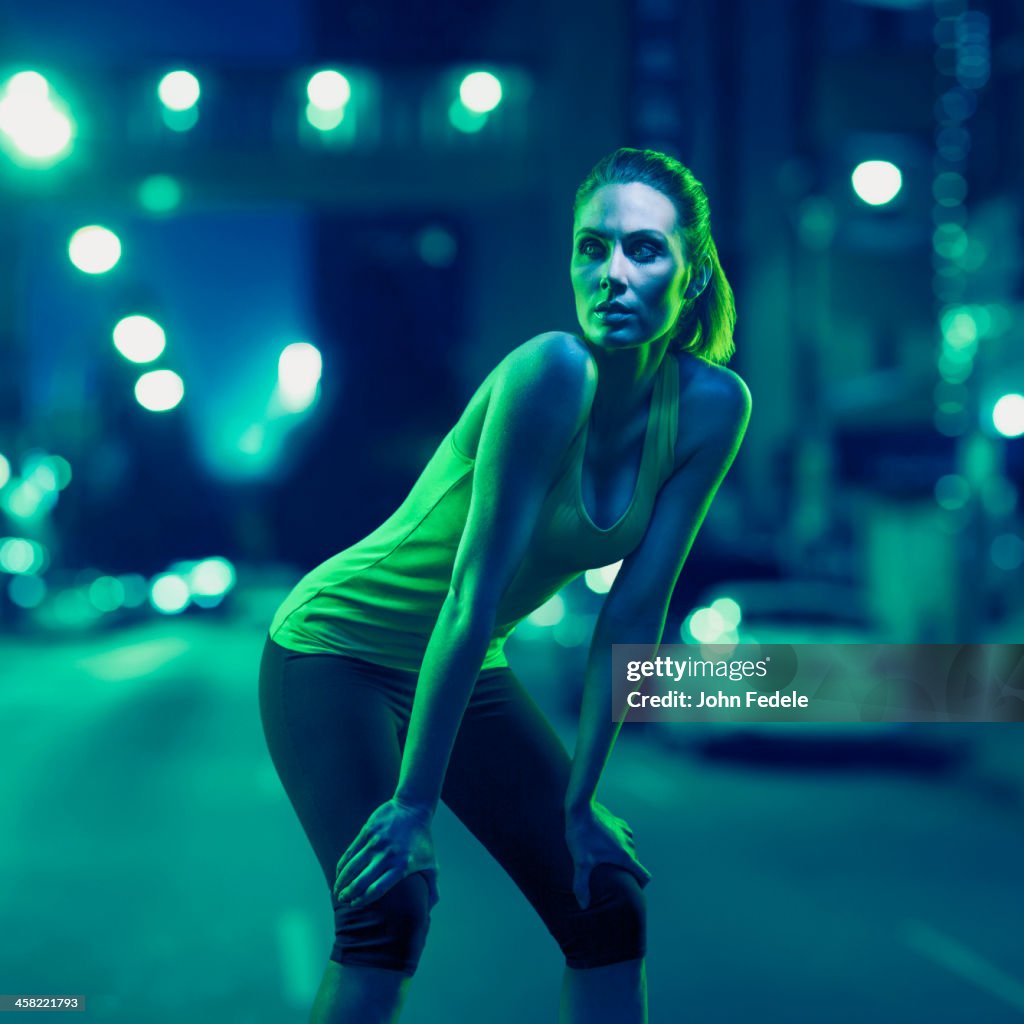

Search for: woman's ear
xmin=684 ymin=260 xmax=712 ymax=300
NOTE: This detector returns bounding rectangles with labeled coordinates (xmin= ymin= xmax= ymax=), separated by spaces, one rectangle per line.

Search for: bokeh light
xmin=149 ymin=573 xmax=191 ymax=614
xmin=277 ymin=342 xmax=323 ymax=413
xmin=527 ymin=594 xmax=565 ymax=627
xmin=307 ymin=70 xmax=351 ymax=110
xmin=448 ymin=99 xmax=488 ymax=134
xmin=88 ymin=575 xmax=126 ymax=613
xmin=305 ymin=104 xmax=345 ymax=132
xmin=189 ymin=557 xmax=236 ymax=597
xmin=991 ymin=394 xmax=1024 ymax=438
xmin=8 ymin=574 xmax=46 ymax=610
xmin=138 ymin=175 xmax=183 ymax=214
xmin=0 ymin=71 xmax=75 ymax=165
xmin=851 ymin=160 xmax=902 ymax=206
xmin=584 ymin=561 xmax=622 ymax=595
xmin=68 ymin=226 xmax=122 ymax=275
xmin=459 ymin=71 xmax=503 ymax=114
xmin=113 ymin=315 xmax=167 ymax=364
xmin=990 ymin=534 xmax=1024 ymax=572
xmin=934 ymin=474 xmax=970 ymax=510
xmin=135 ymin=370 xmax=185 ymax=412
xmin=158 ymin=70 xmax=200 ymax=111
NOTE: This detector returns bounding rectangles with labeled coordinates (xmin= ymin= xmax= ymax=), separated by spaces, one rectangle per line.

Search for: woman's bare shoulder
xmin=452 ymin=332 xmax=596 ymax=460
xmin=673 ymin=354 xmax=751 ymax=467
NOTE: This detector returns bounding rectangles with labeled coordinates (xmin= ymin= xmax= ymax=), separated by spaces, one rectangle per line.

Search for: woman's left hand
xmin=564 ymin=800 xmax=652 ymax=909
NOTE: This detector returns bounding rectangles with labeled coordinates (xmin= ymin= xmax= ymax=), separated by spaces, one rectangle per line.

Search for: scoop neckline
xmin=575 ymin=354 xmax=671 ymax=534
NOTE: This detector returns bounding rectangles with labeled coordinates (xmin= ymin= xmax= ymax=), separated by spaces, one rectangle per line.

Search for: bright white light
xmin=135 ymin=370 xmax=184 ymax=412
xmin=0 ymin=454 xmax=10 ymax=488
xmin=7 ymin=71 xmax=49 ymax=100
xmin=307 ymin=71 xmax=351 ymax=110
xmin=150 ymin=573 xmax=191 ymax=614
xmin=189 ymin=557 xmax=235 ymax=597
xmin=710 ymin=597 xmax=742 ymax=630
xmin=158 ymin=71 xmax=201 ymax=111
xmin=68 ymin=226 xmax=122 ymax=275
xmin=687 ymin=607 xmax=726 ymax=643
xmin=113 ymin=315 xmax=166 ymax=363
xmin=0 ymin=97 xmax=72 ymax=160
xmin=992 ymin=393 xmax=1024 ymax=438
xmin=0 ymin=71 xmax=75 ymax=164
xmin=851 ymin=160 xmax=902 ymax=206
xmin=528 ymin=594 xmax=565 ymax=627
xmin=278 ymin=342 xmax=323 ymax=413
xmin=584 ymin=561 xmax=622 ymax=594
xmin=459 ymin=71 xmax=503 ymax=114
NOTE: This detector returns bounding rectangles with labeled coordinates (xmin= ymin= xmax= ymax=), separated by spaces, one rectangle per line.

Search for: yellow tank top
xmin=269 ymin=353 xmax=680 ymax=671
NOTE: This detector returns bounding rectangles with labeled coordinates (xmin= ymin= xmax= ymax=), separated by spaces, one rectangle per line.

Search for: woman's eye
xmin=576 ymin=239 xmax=659 ymax=260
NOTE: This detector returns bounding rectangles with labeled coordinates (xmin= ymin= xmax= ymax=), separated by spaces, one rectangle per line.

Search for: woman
xmin=259 ymin=147 xmax=751 ymax=1023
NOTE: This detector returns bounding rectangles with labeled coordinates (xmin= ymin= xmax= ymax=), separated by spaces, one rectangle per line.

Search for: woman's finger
xmin=337 ymin=824 xmax=374 ymax=870
xmin=337 ymin=852 xmax=389 ymax=902
xmin=354 ymin=867 xmax=407 ymax=907
xmin=334 ymin=843 xmax=378 ymax=896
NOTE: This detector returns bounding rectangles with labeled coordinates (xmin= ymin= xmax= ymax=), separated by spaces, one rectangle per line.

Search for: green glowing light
xmin=138 ymin=174 xmax=182 ymax=214
xmin=527 ymin=594 xmax=565 ymax=627
xmin=161 ymin=106 xmax=199 ymax=133
xmin=0 ymin=537 xmax=45 ymax=574
xmin=305 ymin=103 xmax=345 ymax=132
xmin=88 ymin=575 xmax=126 ymax=612
xmin=448 ymin=99 xmax=488 ymax=134
xmin=8 ymin=574 xmax=46 ymax=609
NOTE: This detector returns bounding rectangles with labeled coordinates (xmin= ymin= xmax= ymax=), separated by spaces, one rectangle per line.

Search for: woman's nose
xmin=601 ymin=245 xmax=628 ymax=286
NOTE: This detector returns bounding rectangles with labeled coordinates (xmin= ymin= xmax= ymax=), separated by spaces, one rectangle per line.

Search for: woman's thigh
xmin=441 ymin=667 xmax=646 ymax=967
xmin=257 ymin=636 xmax=413 ymax=887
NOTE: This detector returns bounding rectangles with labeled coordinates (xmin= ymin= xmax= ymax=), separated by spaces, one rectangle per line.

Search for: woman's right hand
xmin=333 ymin=797 xmax=440 ymax=910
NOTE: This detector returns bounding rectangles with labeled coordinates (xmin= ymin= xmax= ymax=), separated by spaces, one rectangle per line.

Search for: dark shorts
xmin=257 ymin=634 xmax=646 ymax=975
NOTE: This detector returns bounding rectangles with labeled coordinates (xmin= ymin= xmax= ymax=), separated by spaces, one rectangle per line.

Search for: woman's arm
xmin=565 ymin=369 xmax=752 ymax=816
xmin=392 ymin=331 xmax=597 ymax=815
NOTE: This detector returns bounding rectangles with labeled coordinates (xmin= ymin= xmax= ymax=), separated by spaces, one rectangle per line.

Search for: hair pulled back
xmin=573 ymin=147 xmax=736 ymax=365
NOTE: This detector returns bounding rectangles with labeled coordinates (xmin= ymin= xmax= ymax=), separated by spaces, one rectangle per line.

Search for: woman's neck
xmin=586 ymin=338 xmax=672 ymax=439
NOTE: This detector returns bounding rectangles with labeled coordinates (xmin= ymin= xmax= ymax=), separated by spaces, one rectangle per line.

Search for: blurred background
xmin=1 ymin=0 xmax=1022 ymax=1020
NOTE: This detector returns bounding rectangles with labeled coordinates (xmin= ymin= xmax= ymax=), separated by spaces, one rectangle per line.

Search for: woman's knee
xmin=561 ymin=864 xmax=647 ymax=969
xmin=331 ymin=871 xmax=433 ymax=976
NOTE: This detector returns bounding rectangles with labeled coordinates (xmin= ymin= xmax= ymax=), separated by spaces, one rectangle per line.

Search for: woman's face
xmin=571 ymin=182 xmax=689 ymax=351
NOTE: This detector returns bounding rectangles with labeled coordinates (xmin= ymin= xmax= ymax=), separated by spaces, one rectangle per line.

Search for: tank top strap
xmin=650 ymin=352 xmax=680 ymax=490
